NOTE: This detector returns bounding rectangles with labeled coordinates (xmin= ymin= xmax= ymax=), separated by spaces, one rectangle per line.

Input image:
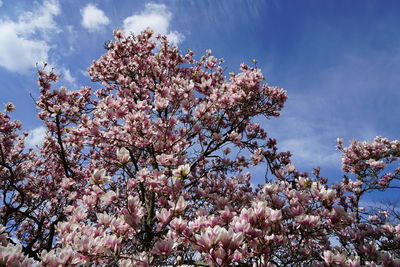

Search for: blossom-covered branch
xmin=0 ymin=29 xmax=399 ymax=266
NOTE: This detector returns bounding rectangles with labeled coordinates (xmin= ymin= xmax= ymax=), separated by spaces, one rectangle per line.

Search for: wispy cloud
xmin=26 ymin=126 xmax=46 ymax=147
xmin=280 ymin=137 xmax=341 ymax=168
xmin=0 ymin=0 xmax=60 ymax=74
xmin=122 ymin=3 xmax=184 ymax=45
xmin=263 ymin=39 xmax=400 ymax=172
xmin=81 ymin=4 xmax=110 ymax=32
xmin=264 ymin=112 xmax=342 ymax=170
xmin=60 ymin=67 xmax=76 ymax=86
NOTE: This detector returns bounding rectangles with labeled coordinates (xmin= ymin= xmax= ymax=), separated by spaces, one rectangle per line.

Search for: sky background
xmin=0 ymin=0 xmax=399 ymax=204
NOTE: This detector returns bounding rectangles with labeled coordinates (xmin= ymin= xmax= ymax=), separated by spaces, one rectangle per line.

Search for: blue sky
xmin=0 ymin=0 xmax=399 ymax=202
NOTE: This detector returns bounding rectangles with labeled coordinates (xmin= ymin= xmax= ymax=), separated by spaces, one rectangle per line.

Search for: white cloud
xmin=26 ymin=126 xmax=46 ymax=147
xmin=263 ymin=48 xmax=400 ymax=172
xmin=0 ymin=1 xmax=3 ymax=8
xmin=165 ymin=31 xmax=183 ymax=45
xmin=81 ymin=4 xmax=110 ymax=31
xmin=61 ymin=67 xmax=76 ymax=86
xmin=0 ymin=0 xmax=60 ymax=73
xmin=122 ymin=3 xmax=184 ymax=44
xmin=279 ymin=137 xmax=341 ymax=168
xmin=263 ymin=108 xmax=343 ymax=170
xmin=64 ymin=25 xmax=78 ymax=55
xmin=79 ymin=69 xmax=90 ymax=78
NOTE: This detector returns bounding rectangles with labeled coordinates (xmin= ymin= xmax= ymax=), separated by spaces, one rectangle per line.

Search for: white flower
xmin=90 ymin=169 xmax=110 ymax=185
xmin=172 ymin=164 xmax=191 ymax=179
xmin=117 ymin=147 xmax=130 ymax=164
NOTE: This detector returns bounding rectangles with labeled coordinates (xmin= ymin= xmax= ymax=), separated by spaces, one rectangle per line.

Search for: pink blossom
xmin=156 ymin=208 xmax=172 ymax=225
xmin=173 ymin=196 xmax=187 ymax=213
xmin=90 ymin=169 xmax=110 ymax=185
xmin=323 ymin=250 xmax=345 ymax=265
xmin=152 ymin=239 xmax=174 ymax=256
xmin=1 ymin=27 xmax=399 ymax=267
xmin=101 ymin=190 xmax=118 ymax=205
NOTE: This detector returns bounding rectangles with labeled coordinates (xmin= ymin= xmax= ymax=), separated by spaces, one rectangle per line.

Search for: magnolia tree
xmin=1 ymin=29 xmax=399 ymax=266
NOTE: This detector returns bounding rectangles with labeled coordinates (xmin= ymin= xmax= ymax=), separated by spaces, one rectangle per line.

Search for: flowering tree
xmin=1 ymin=29 xmax=399 ymax=266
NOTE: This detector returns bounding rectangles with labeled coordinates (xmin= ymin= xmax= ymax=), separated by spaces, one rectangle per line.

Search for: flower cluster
xmin=0 ymin=29 xmax=399 ymax=266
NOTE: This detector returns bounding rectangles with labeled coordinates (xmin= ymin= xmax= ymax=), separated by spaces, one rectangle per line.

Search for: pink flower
xmin=170 ymin=217 xmax=188 ymax=235
xmin=268 ymin=209 xmax=282 ymax=223
xmin=154 ymin=96 xmax=169 ymax=110
xmin=156 ymin=208 xmax=172 ymax=225
xmin=98 ymin=212 xmax=113 ymax=226
xmin=103 ymin=235 xmax=122 ymax=253
xmin=101 ymin=190 xmax=118 ymax=205
xmin=296 ymin=215 xmax=321 ymax=227
xmin=347 ymin=257 xmax=361 ymax=267
xmin=152 ymin=239 xmax=174 ymax=257
xmin=286 ymin=163 xmax=295 ymax=173
xmin=323 ymin=250 xmax=345 ymax=265
xmin=195 ymin=227 xmax=215 ymax=250
xmin=215 ymin=227 xmax=243 ymax=250
xmin=229 ymin=131 xmax=242 ymax=145
xmin=173 ymin=196 xmax=187 ymax=213
xmin=366 ymin=159 xmax=386 ymax=170
xmin=0 ymin=243 xmax=35 ymax=266
xmin=90 ymin=169 xmax=110 ymax=185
